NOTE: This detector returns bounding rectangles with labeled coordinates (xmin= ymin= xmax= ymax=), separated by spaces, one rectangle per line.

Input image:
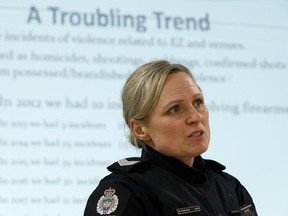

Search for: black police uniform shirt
xmin=84 ymin=146 xmax=257 ymax=216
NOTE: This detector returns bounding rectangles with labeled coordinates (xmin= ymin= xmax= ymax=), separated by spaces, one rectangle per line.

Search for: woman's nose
xmin=185 ymin=106 xmax=202 ymax=125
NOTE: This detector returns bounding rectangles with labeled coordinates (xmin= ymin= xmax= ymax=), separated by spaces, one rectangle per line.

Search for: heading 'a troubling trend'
xmin=27 ymin=6 xmax=210 ymax=33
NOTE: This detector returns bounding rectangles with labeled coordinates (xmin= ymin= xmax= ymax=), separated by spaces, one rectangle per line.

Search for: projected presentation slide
xmin=0 ymin=1 xmax=287 ymax=216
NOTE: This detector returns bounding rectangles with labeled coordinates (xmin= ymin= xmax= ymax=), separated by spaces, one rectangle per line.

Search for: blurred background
xmin=0 ymin=1 xmax=288 ymax=215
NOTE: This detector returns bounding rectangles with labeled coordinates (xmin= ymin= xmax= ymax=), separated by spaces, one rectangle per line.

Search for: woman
xmin=84 ymin=60 xmax=257 ymax=216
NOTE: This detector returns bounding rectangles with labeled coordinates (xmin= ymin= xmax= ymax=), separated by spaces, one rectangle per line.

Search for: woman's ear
xmin=129 ymin=118 xmax=150 ymax=141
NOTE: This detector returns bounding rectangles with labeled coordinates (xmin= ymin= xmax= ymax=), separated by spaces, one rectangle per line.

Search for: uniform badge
xmin=97 ymin=187 xmax=119 ymax=215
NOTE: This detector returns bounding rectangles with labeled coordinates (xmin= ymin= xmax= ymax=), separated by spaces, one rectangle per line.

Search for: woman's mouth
xmin=188 ymin=130 xmax=204 ymax=138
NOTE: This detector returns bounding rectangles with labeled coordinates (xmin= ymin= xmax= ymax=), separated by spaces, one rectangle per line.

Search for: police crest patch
xmin=97 ymin=187 xmax=119 ymax=215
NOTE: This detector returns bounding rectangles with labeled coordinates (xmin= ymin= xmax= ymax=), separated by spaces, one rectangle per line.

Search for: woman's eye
xmin=169 ymin=106 xmax=180 ymax=113
xmin=193 ymin=99 xmax=203 ymax=108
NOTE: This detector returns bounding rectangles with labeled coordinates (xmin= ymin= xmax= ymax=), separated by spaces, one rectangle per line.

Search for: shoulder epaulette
xmin=107 ymin=157 xmax=146 ymax=173
xmin=204 ymin=159 xmax=226 ymax=171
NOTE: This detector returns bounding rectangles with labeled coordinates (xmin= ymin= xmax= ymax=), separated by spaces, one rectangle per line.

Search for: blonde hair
xmin=121 ymin=60 xmax=196 ymax=148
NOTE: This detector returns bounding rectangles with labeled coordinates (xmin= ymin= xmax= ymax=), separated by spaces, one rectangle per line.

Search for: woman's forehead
xmin=162 ymin=72 xmax=200 ymax=94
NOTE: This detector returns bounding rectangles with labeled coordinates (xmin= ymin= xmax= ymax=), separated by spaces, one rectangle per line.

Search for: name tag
xmin=176 ymin=205 xmax=201 ymax=215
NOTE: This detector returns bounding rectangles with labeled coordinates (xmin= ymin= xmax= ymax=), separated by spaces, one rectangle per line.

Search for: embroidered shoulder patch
xmin=97 ymin=187 xmax=119 ymax=215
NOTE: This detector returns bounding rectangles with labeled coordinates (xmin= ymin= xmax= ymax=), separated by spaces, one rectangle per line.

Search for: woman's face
xmin=141 ymin=72 xmax=210 ymax=166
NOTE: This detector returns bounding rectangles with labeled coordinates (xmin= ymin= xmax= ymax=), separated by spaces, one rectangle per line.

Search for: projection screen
xmin=0 ymin=1 xmax=288 ymax=215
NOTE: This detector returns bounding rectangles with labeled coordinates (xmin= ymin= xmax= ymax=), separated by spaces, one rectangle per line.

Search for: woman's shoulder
xmin=204 ymin=159 xmax=238 ymax=181
xmin=85 ymin=157 xmax=149 ymax=202
xmin=107 ymin=157 xmax=146 ymax=173
xmin=84 ymin=158 xmax=152 ymax=216
xmin=84 ymin=172 xmax=140 ymax=216
xmin=203 ymin=158 xmax=249 ymax=192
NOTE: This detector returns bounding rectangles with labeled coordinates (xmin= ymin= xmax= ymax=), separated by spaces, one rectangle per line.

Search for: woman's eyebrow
xmin=163 ymin=99 xmax=184 ymax=110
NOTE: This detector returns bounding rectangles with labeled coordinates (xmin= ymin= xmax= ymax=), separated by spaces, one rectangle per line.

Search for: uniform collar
xmin=142 ymin=146 xmax=207 ymax=184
